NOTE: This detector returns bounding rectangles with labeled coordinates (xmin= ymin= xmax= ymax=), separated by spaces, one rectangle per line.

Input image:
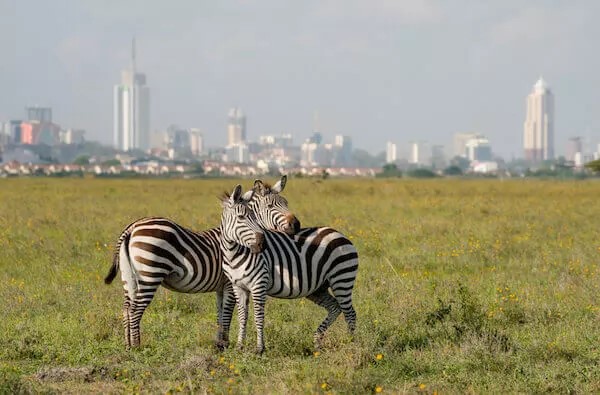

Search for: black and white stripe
xmin=220 ymin=185 xmax=359 ymax=354
xmin=104 ymin=176 xmax=300 ymax=350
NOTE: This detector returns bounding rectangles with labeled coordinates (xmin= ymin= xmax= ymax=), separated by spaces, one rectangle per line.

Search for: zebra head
xmin=248 ymin=175 xmax=301 ymax=236
xmin=221 ymin=184 xmax=265 ymax=254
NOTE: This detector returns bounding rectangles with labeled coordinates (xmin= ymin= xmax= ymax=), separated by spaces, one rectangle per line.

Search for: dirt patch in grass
xmin=35 ymin=366 xmax=112 ymax=383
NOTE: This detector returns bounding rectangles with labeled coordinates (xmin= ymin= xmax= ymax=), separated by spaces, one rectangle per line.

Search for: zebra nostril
xmin=286 ymin=216 xmax=300 ymax=235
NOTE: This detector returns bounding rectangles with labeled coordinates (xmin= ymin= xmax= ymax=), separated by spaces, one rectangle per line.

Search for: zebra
xmin=103 ymin=176 xmax=300 ymax=350
xmin=219 ymin=184 xmax=359 ymax=355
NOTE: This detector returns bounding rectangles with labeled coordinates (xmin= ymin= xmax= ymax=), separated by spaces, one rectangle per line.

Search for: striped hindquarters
xmin=126 ymin=217 xmax=225 ymax=293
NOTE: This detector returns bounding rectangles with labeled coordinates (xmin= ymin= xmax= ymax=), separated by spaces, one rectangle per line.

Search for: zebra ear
xmin=253 ymin=179 xmax=266 ymax=196
xmin=272 ymin=175 xmax=287 ymax=194
xmin=230 ymin=185 xmax=243 ymax=203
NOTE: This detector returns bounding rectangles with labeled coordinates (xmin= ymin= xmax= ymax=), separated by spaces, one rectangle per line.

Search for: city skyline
xmin=2 ymin=2 xmax=600 ymax=156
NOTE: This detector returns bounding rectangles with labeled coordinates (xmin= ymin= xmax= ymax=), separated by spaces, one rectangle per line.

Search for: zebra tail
xmin=104 ymin=223 xmax=134 ymax=284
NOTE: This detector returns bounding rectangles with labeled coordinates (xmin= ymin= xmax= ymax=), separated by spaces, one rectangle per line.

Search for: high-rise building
xmin=227 ymin=108 xmax=246 ymax=146
xmin=60 ymin=129 xmax=86 ymax=145
xmin=225 ymin=143 xmax=249 ymax=163
xmin=8 ymin=120 xmax=22 ymax=143
xmin=26 ymin=106 xmax=52 ymax=123
xmin=386 ymin=142 xmax=397 ymax=163
xmin=189 ymin=129 xmax=203 ymax=156
xmin=20 ymin=121 xmax=60 ymax=145
xmin=410 ymin=141 xmax=428 ymax=165
xmin=259 ymin=134 xmax=293 ymax=147
xmin=566 ymin=137 xmax=583 ymax=163
xmin=301 ymin=138 xmax=330 ymax=167
xmin=113 ymin=38 xmax=151 ymax=152
xmin=333 ymin=135 xmax=352 ymax=166
xmin=431 ymin=145 xmax=446 ymax=169
xmin=524 ymin=77 xmax=554 ymax=162
xmin=453 ymin=132 xmax=481 ymax=158
xmin=465 ymin=136 xmax=492 ymax=162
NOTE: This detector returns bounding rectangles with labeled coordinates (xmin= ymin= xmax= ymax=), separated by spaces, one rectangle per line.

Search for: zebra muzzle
xmin=285 ymin=214 xmax=301 ymax=235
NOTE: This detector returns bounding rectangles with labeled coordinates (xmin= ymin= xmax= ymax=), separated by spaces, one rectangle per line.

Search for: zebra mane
xmin=219 ymin=192 xmax=231 ymax=202
xmin=220 ymin=190 xmax=255 ymax=205
xmin=255 ymin=182 xmax=272 ymax=196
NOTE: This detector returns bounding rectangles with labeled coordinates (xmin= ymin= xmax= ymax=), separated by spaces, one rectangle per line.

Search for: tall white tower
xmin=113 ymin=38 xmax=151 ymax=152
xmin=227 ymin=108 xmax=246 ymax=146
xmin=523 ymin=77 xmax=554 ymax=162
xmin=386 ymin=142 xmax=397 ymax=163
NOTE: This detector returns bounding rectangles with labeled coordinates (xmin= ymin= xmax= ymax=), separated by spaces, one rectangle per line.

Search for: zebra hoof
xmin=255 ymin=347 xmax=265 ymax=356
xmin=313 ymin=332 xmax=325 ymax=349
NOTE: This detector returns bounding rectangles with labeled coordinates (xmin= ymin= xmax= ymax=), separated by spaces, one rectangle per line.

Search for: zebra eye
xmin=237 ymin=214 xmax=245 ymax=220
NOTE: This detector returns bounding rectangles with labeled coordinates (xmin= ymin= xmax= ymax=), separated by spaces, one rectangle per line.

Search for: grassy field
xmin=0 ymin=178 xmax=599 ymax=393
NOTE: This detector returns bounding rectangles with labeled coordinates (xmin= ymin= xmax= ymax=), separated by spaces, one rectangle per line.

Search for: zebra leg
xmin=122 ymin=294 xmax=132 ymax=349
xmin=306 ymin=289 xmax=342 ymax=349
xmin=128 ymin=281 xmax=162 ymax=348
xmin=233 ymin=286 xmax=250 ymax=350
xmin=251 ymin=289 xmax=267 ymax=355
xmin=220 ymin=281 xmax=236 ymax=350
xmin=330 ymin=283 xmax=357 ymax=335
xmin=215 ymin=287 xmax=225 ymax=350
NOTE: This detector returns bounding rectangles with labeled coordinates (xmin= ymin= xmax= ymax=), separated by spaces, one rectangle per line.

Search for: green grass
xmin=1 ymin=178 xmax=599 ymax=393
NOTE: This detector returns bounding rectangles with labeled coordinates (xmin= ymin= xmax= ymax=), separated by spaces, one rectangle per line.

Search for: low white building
xmin=471 ymin=161 xmax=498 ymax=174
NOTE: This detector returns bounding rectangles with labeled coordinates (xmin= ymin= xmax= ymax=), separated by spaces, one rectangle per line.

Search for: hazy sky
xmin=2 ymin=0 xmax=599 ymax=157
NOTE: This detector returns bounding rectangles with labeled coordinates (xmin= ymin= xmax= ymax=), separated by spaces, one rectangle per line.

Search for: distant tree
xmin=450 ymin=156 xmax=471 ymax=171
xmin=101 ymin=159 xmax=121 ymax=166
xmin=321 ymin=170 xmax=330 ymax=180
xmin=585 ymin=159 xmax=600 ymax=173
xmin=352 ymin=149 xmax=383 ymax=167
xmin=407 ymin=168 xmax=437 ymax=178
xmin=73 ymin=155 xmax=90 ymax=165
xmin=189 ymin=162 xmax=204 ymax=174
xmin=377 ymin=163 xmax=402 ymax=178
xmin=443 ymin=165 xmax=463 ymax=176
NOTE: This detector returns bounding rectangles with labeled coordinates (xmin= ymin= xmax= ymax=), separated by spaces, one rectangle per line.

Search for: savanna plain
xmin=1 ymin=178 xmax=599 ymax=394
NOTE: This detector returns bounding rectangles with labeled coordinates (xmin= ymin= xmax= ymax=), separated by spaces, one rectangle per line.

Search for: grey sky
xmin=2 ymin=0 xmax=599 ymax=157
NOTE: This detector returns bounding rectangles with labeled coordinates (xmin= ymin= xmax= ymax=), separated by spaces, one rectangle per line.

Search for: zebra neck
xmin=220 ymin=237 xmax=250 ymax=262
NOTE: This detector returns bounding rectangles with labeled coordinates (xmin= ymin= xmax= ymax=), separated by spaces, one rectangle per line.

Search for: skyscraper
xmin=113 ymin=38 xmax=150 ymax=152
xmin=410 ymin=141 xmax=429 ymax=165
xmin=524 ymin=77 xmax=554 ymax=162
xmin=386 ymin=142 xmax=397 ymax=163
xmin=26 ymin=106 xmax=52 ymax=123
xmin=453 ymin=132 xmax=481 ymax=158
xmin=227 ymin=108 xmax=246 ymax=146
xmin=465 ymin=136 xmax=492 ymax=162
xmin=333 ymin=135 xmax=352 ymax=166
xmin=566 ymin=137 xmax=583 ymax=163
